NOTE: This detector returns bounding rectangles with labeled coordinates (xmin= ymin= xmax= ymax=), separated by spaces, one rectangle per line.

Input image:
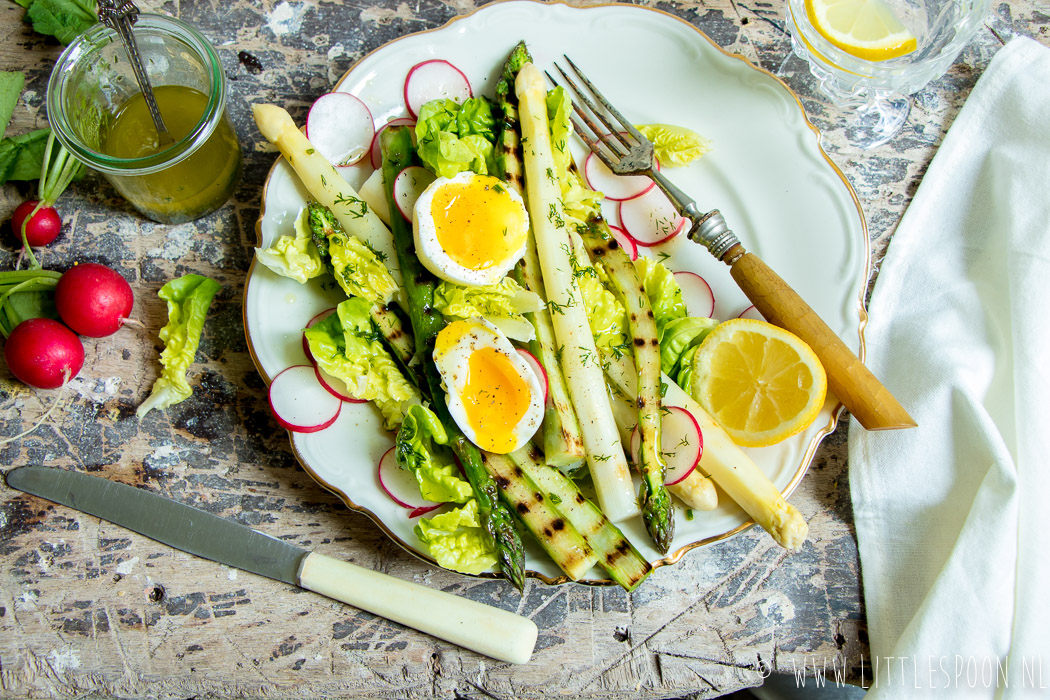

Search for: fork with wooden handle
xmin=550 ymin=56 xmax=915 ymax=431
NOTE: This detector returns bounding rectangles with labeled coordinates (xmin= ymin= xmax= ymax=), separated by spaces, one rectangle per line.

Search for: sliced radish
xmin=305 ymin=92 xmax=375 ymax=167
xmin=302 ymin=307 xmax=337 ymax=361
xmin=583 ymin=150 xmax=657 ymax=201
xmin=516 ymin=348 xmax=549 ymax=405
xmin=409 ymin=505 xmax=441 ymax=518
xmin=618 ymin=187 xmax=687 ymax=247
xmin=370 ymin=117 xmax=416 ymax=170
xmin=629 ymin=406 xmax=703 ymax=485
xmin=674 ymin=271 xmax=715 ymax=318
xmin=268 ymin=365 xmax=342 ymax=433
xmin=404 ymin=59 xmax=472 ymax=118
xmin=608 ymin=224 xmax=638 ymax=261
xmin=393 ymin=166 xmax=436 ymax=222
xmin=315 ymin=365 xmax=367 ymax=404
xmin=738 ymin=305 xmax=764 ymax=321
xmin=378 ymin=446 xmax=436 ymax=511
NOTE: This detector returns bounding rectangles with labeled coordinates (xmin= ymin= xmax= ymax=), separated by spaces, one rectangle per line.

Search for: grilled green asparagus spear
xmin=509 ymin=444 xmax=651 ymax=590
xmin=379 ymin=125 xmax=526 ymax=591
xmin=579 ymin=221 xmax=674 ymax=553
xmin=480 ymin=452 xmax=598 ymax=581
xmin=495 ymin=41 xmax=586 ymax=469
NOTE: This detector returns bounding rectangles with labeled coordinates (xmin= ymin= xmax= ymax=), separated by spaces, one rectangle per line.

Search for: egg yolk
xmin=461 ymin=346 xmax=531 ymax=454
xmin=430 ymin=179 xmax=528 ymax=271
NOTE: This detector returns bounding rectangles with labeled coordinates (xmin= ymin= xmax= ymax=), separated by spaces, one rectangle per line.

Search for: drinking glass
xmin=787 ymin=0 xmax=990 ymax=148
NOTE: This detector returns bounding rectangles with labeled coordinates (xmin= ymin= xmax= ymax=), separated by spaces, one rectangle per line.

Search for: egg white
xmin=413 ymin=171 xmax=529 ymax=287
xmin=433 ymin=318 xmax=545 ymax=454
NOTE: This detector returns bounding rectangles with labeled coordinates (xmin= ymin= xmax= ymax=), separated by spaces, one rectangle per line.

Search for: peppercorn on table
xmin=0 ymin=0 xmax=1038 ymax=697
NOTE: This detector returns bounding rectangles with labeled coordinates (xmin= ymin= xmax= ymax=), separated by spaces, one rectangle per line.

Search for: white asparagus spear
xmin=516 ymin=64 xmax=639 ymax=522
xmin=252 ymin=103 xmax=402 ymax=290
xmin=605 ymin=354 xmax=808 ymax=550
xmin=607 ymin=384 xmax=718 ymax=512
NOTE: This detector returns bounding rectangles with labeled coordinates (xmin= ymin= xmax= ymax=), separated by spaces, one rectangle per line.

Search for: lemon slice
xmin=805 ymin=0 xmax=918 ymax=61
xmin=689 ymin=319 xmax=827 ymax=448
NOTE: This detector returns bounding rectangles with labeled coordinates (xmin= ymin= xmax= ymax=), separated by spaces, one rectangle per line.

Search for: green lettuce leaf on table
xmin=13 ymin=0 xmax=98 ymax=45
xmin=137 ymin=274 xmax=221 ymax=417
xmin=0 ymin=71 xmax=24 ymax=135
xmin=415 ymin=97 xmax=497 ymax=178
xmin=0 ymin=71 xmax=49 ymax=184
xmin=303 ymin=297 xmax=418 ymax=429
xmin=415 ymin=500 xmax=499 ymax=575
xmin=432 ymin=277 xmax=543 ymax=342
xmin=255 ymin=207 xmax=326 ymax=284
xmin=395 ymin=405 xmax=473 ymax=505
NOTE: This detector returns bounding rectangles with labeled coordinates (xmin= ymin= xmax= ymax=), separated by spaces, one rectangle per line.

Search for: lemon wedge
xmin=804 ymin=0 xmax=918 ymax=61
xmin=689 ymin=319 xmax=827 ymax=448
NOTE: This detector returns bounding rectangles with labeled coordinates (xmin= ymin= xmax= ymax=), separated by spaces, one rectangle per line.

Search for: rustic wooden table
xmin=1 ymin=1 xmax=1043 ymax=697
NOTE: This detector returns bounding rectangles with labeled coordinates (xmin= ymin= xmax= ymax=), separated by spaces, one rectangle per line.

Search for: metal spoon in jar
xmin=96 ymin=0 xmax=175 ymax=148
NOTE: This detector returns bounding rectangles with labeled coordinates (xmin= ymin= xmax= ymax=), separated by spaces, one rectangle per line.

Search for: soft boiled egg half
xmin=433 ymin=318 xmax=544 ymax=454
xmin=413 ymin=171 xmax=530 ymax=287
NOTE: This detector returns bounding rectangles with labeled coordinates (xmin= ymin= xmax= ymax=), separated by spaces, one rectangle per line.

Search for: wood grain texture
xmin=2 ymin=0 xmax=1046 ymax=697
xmin=726 ymin=247 xmax=915 ymax=431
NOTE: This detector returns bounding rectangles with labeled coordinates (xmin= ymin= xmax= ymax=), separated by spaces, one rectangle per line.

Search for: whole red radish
xmin=11 ymin=200 xmax=62 ymax=246
xmin=3 ymin=318 xmax=84 ymax=389
xmin=55 ymin=263 xmax=135 ymax=337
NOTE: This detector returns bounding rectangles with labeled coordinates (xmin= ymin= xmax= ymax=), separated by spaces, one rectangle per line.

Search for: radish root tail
xmin=0 ymin=369 xmax=70 ymax=448
xmin=120 ymin=317 xmax=146 ymax=330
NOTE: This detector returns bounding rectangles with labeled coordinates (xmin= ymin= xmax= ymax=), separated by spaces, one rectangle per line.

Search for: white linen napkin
xmin=848 ymin=36 xmax=1050 ymax=698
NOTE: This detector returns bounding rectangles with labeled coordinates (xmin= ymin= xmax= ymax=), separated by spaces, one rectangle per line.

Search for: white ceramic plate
xmin=245 ymin=1 xmax=867 ymax=583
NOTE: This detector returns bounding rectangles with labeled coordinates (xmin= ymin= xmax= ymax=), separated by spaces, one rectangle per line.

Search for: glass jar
xmin=46 ymin=14 xmax=242 ymax=224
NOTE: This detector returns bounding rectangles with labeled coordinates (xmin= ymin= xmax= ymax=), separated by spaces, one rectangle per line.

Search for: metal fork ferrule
xmin=688 ymin=210 xmax=740 ymax=261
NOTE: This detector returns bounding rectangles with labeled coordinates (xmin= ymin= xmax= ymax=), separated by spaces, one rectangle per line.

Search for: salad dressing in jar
xmin=47 ymin=15 xmax=242 ymax=224
xmin=100 ymin=85 xmax=240 ymax=222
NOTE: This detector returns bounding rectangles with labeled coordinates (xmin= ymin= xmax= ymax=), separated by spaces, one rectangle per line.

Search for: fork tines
xmin=547 ymin=55 xmax=653 ymax=173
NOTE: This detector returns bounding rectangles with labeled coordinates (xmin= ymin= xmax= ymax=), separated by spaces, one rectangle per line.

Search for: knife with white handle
xmin=5 ymin=465 xmax=537 ymax=664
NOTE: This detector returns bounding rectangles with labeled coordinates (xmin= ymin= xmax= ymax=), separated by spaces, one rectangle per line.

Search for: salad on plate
xmin=249 ymin=41 xmax=812 ymax=591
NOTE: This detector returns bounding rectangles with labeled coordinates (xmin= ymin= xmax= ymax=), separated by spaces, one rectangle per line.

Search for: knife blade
xmin=5 ymin=465 xmax=537 ymax=664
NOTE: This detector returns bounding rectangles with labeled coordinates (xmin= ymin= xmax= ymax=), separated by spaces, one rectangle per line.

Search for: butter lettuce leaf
xmin=396 ymin=405 xmax=473 ymax=505
xmin=415 ymin=97 xmax=497 ymax=178
xmin=433 ymin=277 xmax=542 ymax=341
xmin=303 ymin=202 xmax=397 ymax=306
xmin=304 ymin=298 xmax=419 ymax=428
xmin=255 ymin=207 xmax=325 ymax=284
xmin=546 ymin=86 xmax=602 ymax=221
xmin=546 ymin=86 xmax=574 ymax=179
xmin=659 ymin=316 xmax=718 ymax=375
xmin=137 ymin=274 xmax=221 ymax=417
xmin=415 ymin=500 xmax=499 ymax=575
xmin=324 ymin=219 xmax=399 ymax=306
xmin=634 ymin=257 xmax=688 ymax=335
xmin=674 ymin=343 xmax=702 ymax=395
xmin=576 ymin=265 xmax=629 ymax=355
xmin=636 ymin=123 xmax=710 ymax=168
